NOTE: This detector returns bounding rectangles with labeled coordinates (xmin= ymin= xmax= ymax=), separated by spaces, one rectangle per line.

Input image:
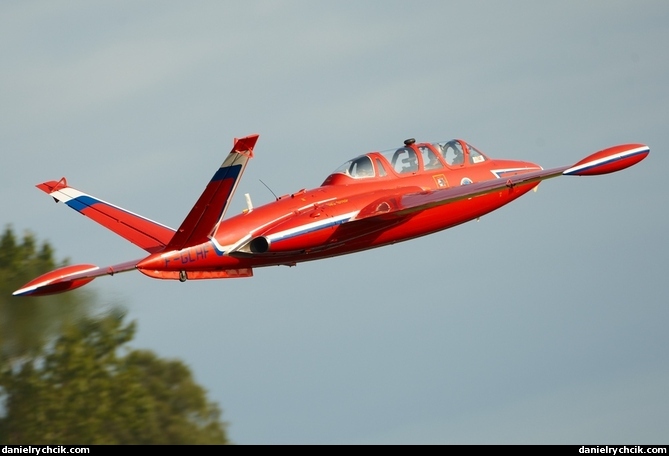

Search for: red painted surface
xmin=15 ymin=264 xmax=97 ymax=296
xmin=15 ymin=135 xmax=650 ymax=296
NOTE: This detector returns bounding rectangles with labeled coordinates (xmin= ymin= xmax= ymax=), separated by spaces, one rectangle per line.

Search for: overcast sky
xmin=2 ymin=1 xmax=668 ymax=444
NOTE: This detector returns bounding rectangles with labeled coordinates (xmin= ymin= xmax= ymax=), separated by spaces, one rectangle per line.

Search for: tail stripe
xmin=165 ymin=134 xmax=258 ymax=251
xmin=212 ymin=163 xmax=242 ymax=182
xmin=37 ymin=183 xmax=175 ymax=253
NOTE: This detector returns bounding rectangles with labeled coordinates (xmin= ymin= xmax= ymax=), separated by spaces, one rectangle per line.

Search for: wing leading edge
xmin=355 ymin=143 xmax=650 ymax=222
xmin=230 ymin=143 xmax=649 ymax=256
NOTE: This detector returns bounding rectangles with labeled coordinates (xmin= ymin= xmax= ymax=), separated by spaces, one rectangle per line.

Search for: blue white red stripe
xmin=563 ymin=146 xmax=650 ymax=176
xmin=267 ymin=212 xmax=357 ymax=243
xmin=48 ymin=187 xmax=175 ymax=230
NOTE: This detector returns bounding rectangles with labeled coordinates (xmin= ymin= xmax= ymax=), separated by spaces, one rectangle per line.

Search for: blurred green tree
xmin=0 ymin=226 xmax=229 ymax=444
xmin=0 ymin=311 xmax=228 ymax=444
xmin=0 ymin=226 xmax=90 ymax=362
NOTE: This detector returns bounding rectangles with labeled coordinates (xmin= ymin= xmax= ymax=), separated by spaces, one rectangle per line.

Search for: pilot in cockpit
xmin=351 ymin=156 xmax=374 ymax=178
xmin=402 ymin=155 xmax=418 ymax=172
xmin=452 ymin=147 xmax=464 ymax=165
xmin=439 ymin=141 xmax=465 ymax=166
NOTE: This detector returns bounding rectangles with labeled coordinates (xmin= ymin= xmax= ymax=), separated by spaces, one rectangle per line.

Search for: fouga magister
xmin=14 ymin=134 xmax=649 ymax=297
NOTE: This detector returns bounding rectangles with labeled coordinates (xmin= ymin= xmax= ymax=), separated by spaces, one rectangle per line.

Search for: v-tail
xmin=14 ymin=134 xmax=259 ymax=297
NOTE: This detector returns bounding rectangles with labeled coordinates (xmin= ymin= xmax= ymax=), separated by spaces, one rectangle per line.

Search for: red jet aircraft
xmin=14 ymin=134 xmax=649 ymax=297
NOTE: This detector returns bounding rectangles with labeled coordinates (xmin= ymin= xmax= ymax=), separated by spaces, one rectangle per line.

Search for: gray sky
xmin=2 ymin=0 xmax=668 ymax=444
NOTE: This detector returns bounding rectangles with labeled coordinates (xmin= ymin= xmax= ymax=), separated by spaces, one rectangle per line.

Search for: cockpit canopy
xmin=323 ymin=139 xmax=488 ymax=185
xmin=332 ymin=155 xmax=377 ymax=179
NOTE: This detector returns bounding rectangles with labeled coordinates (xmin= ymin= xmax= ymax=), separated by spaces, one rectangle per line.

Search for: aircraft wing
xmin=352 ymin=165 xmax=565 ymax=222
xmin=213 ymin=143 xmax=650 ymax=257
xmin=355 ymin=143 xmax=650 ymax=221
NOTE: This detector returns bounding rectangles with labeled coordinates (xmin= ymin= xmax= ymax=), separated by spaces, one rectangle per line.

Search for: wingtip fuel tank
xmin=13 ymin=263 xmax=99 ymax=297
xmin=564 ymin=144 xmax=650 ymax=176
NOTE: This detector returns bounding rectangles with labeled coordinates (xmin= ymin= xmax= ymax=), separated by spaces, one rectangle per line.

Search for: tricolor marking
xmin=563 ymin=146 xmax=650 ymax=176
xmin=267 ymin=212 xmax=357 ymax=243
xmin=48 ymin=187 xmax=175 ymax=230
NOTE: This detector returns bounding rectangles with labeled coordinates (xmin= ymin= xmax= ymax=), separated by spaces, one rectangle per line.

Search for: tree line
xmin=0 ymin=226 xmax=229 ymax=444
